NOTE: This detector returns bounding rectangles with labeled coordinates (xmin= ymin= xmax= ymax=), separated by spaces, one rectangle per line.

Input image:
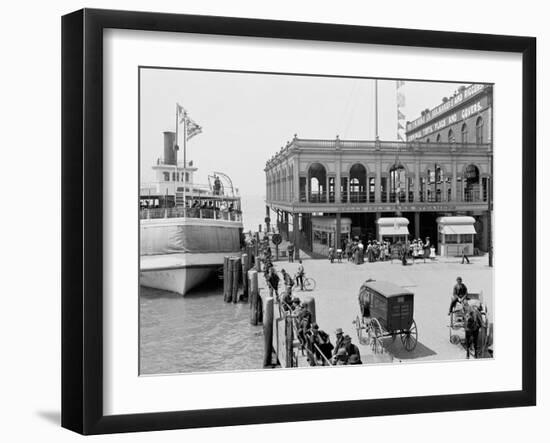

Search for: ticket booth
xmin=311 ymin=216 xmax=351 ymax=256
xmin=436 ymin=216 xmax=477 ymax=257
xmin=376 ymin=217 xmax=410 ymax=244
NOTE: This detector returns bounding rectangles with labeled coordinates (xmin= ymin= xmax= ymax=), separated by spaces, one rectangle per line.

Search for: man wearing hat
xmin=310 ymin=323 xmax=333 ymax=365
xmin=343 ymin=335 xmax=362 ymax=364
xmin=333 ymin=328 xmax=346 ymax=356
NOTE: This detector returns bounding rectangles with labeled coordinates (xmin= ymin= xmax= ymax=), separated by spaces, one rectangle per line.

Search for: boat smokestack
xmin=163 ymin=131 xmax=177 ymax=165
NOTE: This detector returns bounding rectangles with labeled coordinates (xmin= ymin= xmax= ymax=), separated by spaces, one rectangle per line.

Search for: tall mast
xmin=374 ymin=79 xmax=379 ymax=140
xmin=175 ymin=103 xmax=179 ymax=197
xmin=183 ymin=110 xmax=187 ymax=213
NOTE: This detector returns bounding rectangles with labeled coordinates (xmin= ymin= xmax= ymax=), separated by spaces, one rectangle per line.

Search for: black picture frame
xmin=62 ymin=8 xmax=536 ymax=435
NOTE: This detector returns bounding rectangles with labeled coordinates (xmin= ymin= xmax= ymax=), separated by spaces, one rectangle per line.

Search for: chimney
xmin=163 ymin=131 xmax=177 ymax=165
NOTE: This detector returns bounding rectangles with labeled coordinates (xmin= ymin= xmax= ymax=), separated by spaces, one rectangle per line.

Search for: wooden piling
xmin=231 ymin=257 xmax=241 ymax=303
xmin=223 ymin=256 xmax=231 ymax=302
xmin=263 ymin=297 xmax=274 ymax=367
xmin=241 ymin=253 xmax=249 ymax=300
xmin=249 ymin=270 xmax=261 ymax=325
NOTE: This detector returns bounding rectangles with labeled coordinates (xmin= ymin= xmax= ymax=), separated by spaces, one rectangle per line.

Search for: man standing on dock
xmin=296 ymin=260 xmax=305 ymax=290
xmin=281 ymin=268 xmax=294 ymax=298
xmin=287 ymin=242 xmax=295 ymax=262
xmin=267 ymin=267 xmax=280 ymax=301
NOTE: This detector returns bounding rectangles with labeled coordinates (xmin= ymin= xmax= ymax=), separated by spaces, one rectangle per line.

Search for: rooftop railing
xmin=265 ymin=138 xmax=491 ymax=167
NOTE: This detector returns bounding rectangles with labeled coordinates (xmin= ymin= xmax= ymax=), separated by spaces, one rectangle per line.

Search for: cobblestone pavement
xmin=265 ymin=254 xmax=494 ymax=364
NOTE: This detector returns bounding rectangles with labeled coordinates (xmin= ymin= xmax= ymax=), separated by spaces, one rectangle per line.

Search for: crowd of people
xmin=342 ymin=238 xmax=393 ymax=264
xmin=279 ymin=295 xmax=363 ymax=366
xmin=256 ymin=236 xmax=362 ymax=366
xmin=334 ymin=236 xmax=438 ymax=266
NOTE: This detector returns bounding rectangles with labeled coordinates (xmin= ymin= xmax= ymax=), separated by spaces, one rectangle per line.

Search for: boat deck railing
xmin=140 ymin=207 xmax=242 ymax=222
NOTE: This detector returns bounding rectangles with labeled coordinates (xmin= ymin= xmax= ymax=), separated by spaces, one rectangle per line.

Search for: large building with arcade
xmin=264 ymin=83 xmax=493 ymax=258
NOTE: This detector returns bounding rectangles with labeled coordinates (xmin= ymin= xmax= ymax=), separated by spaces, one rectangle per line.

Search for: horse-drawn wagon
xmin=354 ymin=280 xmax=418 ymax=353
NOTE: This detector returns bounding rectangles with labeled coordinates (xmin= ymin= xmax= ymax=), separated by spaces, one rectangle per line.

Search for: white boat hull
xmin=140 ymin=252 xmax=240 ymax=296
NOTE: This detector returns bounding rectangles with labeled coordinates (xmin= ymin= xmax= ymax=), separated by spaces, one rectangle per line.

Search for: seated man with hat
xmin=343 ymin=334 xmax=362 ymax=364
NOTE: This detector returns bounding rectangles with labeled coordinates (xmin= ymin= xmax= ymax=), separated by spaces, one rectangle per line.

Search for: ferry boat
xmin=140 ymin=128 xmax=243 ymax=295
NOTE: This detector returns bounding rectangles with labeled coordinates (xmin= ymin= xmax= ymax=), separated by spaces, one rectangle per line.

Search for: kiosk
xmin=376 ymin=217 xmax=410 ymax=244
xmin=436 ymin=216 xmax=477 ymax=257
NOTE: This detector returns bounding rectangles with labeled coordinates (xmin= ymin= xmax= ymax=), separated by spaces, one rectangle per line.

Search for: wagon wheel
xmin=401 ymin=319 xmax=418 ymax=351
xmin=369 ymin=318 xmax=384 ymax=354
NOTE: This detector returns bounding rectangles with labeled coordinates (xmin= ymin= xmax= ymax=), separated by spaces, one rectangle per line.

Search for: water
xmin=140 ymin=283 xmax=265 ymax=375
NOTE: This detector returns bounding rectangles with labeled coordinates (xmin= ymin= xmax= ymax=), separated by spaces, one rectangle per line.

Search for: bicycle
xmin=294 ymin=273 xmax=316 ymax=292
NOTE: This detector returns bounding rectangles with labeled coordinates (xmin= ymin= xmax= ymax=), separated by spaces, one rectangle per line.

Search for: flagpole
xmin=175 ymin=103 xmax=179 ymax=198
xmin=183 ymin=111 xmax=187 ymax=215
xmin=375 ymin=79 xmax=379 ymax=140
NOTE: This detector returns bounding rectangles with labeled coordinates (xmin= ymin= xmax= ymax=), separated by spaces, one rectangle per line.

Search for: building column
xmin=375 ymin=158 xmax=381 ymax=202
xmin=451 ymin=159 xmax=457 ymax=201
xmin=335 ymin=212 xmax=341 ymax=250
xmin=375 ymin=212 xmax=381 ymax=240
xmin=479 ymin=178 xmax=484 ymax=201
xmin=305 ymin=177 xmax=309 ymax=203
xmin=293 ymin=158 xmax=300 ymax=203
xmin=326 ymin=175 xmax=329 ymax=203
xmin=335 ymin=158 xmax=342 ymax=203
xmin=414 ymin=159 xmax=420 ymax=202
xmin=293 ymin=212 xmax=300 ymax=259
xmin=414 ymin=212 xmax=420 ymax=239
xmin=265 ymin=205 xmax=270 ymax=232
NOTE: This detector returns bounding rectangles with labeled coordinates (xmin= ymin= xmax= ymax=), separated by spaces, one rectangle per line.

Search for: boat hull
xmin=140 ymin=266 xmax=216 ymax=295
xmin=140 ymin=251 xmax=240 ymax=296
xmin=140 ymin=216 xmax=243 ymax=295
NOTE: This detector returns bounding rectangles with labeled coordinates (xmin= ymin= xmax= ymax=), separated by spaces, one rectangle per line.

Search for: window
xmin=426 ymin=138 xmax=430 ymax=143
xmin=436 ymin=133 xmax=441 ymax=142
xmin=163 ymin=172 xmax=170 ymax=181
xmin=461 ymin=123 xmax=468 ymax=143
xmin=476 ymin=116 xmax=484 ymax=143
xmin=445 ymin=234 xmax=458 ymax=244
xmin=172 ymin=172 xmax=176 ymax=181
xmin=448 ymin=129 xmax=455 ymax=143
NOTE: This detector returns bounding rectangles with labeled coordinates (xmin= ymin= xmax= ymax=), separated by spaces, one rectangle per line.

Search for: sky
xmin=140 ymin=68 xmax=469 ymax=198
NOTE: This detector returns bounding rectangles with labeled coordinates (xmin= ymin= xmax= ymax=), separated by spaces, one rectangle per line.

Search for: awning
xmin=440 ymin=225 xmax=476 ymax=235
xmin=379 ymin=226 xmax=410 ymax=236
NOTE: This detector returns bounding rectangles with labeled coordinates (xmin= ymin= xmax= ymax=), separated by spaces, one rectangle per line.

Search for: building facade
xmin=264 ymin=84 xmax=493 ymax=257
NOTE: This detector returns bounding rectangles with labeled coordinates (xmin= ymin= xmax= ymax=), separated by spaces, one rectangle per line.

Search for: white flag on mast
xmin=176 ymin=103 xmax=203 ymax=141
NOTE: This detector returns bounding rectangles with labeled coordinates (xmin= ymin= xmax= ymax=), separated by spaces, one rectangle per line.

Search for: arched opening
xmin=436 ymin=133 xmax=441 ymax=142
xmin=389 ymin=164 xmax=407 ymax=202
xmin=448 ymin=129 xmax=455 ymax=143
xmin=308 ymin=163 xmax=327 ymax=203
xmin=476 ymin=117 xmax=484 ymax=143
xmin=464 ymin=164 xmax=480 ymax=202
xmin=461 ymin=123 xmax=468 ymax=143
xmin=349 ymin=163 xmax=367 ymax=203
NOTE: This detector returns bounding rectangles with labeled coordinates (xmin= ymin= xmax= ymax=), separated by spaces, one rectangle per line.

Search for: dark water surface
xmin=139 ymin=283 xmax=265 ymax=375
